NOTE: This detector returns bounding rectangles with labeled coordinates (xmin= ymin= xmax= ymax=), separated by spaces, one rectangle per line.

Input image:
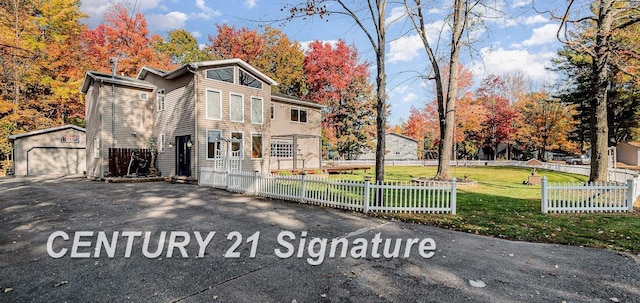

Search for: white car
xmin=565 ymin=155 xmax=591 ymax=165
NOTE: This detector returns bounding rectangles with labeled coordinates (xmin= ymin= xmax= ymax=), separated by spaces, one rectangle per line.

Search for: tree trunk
xmin=434 ymin=0 xmax=465 ymax=180
xmin=589 ymin=0 xmax=613 ymax=182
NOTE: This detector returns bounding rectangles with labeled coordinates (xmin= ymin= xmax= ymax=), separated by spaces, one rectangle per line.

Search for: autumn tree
xmin=553 ymin=0 xmax=640 ymax=181
xmin=155 ymin=29 xmax=210 ymax=64
xmin=303 ymin=40 xmax=375 ymax=159
xmin=82 ymin=4 xmax=174 ymax=77
xmin=285 ymin=0 xmax=388 ymax=183
xmin=207 ymin=25 xmax=306 ymax=96
xmin=403 ymin=0 xmax=485 ymax=179
xmin=0 ymin=0 xmax=87 ymax=154
xmin=476 ymin=75 xmax=518 ymax=160
xmin=513 ymin=91 xmax=578 ymax=159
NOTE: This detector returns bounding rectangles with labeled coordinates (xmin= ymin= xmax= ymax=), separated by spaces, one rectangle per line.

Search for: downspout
xmin=99 ymin=80 xmax=104 ymax=179
xmin=187 ymin=64 xmax=199 ymax=182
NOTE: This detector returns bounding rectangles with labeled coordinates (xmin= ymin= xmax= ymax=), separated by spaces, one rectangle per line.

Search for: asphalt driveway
xmin=1 ymin=175 xmax=639 ymax=302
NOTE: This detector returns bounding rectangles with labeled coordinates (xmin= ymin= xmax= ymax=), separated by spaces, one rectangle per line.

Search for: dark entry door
xmin=176 ymin=135 xmax=191 ymax=177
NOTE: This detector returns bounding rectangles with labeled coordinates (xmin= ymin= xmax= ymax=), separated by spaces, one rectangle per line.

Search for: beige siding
xmin=85 ymin=81 xmax=102 ymax=178
xmin=101 ymin=84 xmax=154 ymax=177
xmin=269 ymin=100 xmax=322 ymax=171
xmin=144 ymin=73 xmax=196 ymax=177
xmin=13 ymin=128 xmax=86 ymax=176
xmin=617 ymin=143 xmax=640 ymax=166
xmin=195 ymin=66 xmax=272 ymax=174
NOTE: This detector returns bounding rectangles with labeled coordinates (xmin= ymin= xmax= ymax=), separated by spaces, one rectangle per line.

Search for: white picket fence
xmin=541 ymin=176 xmax=635 ymax=213
xmin=199 ymin=168 xmax=457 ymax=214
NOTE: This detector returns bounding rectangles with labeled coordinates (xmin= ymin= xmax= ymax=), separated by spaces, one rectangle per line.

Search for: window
xmin=239 ymin=69 xmax=263 ymax=89
xmin=231 ymin=132 xmax=243 ymax=158
xmin=251 ymin=97 xmax=263 ymax=124
xmin=93 ymin=137 xmax=100 ymax=159
xmin=290 ymin=107 xmax=307 ymax=123
xmin=270 ymin=103 xmax=275 ymax=120
xmin=157 ymin=89 xmax=165 ymax=111
xmin=156 ymin=134 xmax=164 ymax=153
xmin=270 ymin=140 xmax=293 ymax=158
xmin=252 ymin=133 xmax=263 ymax=159
xmin=230 ymin=94 xmax=244 ymax=122
xmin=206 ymin=67 xmax=234 ymax=83
xmin=206 ymin=130 xmax=222 ymax=159
xmin=139 ymin=92 xmax=148 ymax=101
xmin=206 ymin=89 xmax=221 ymax=120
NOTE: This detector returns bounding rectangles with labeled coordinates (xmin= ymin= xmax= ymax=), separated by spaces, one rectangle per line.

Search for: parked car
xmin=565 ymin=155 xmax=591 ymax=165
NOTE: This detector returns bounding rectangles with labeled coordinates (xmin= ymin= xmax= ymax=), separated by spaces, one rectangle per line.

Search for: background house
xmin=617 ymin=142 xmax=640 ymax=166
xmin=8 ymin=125 xmax=86 ymax=176
xmin=81 ymin=59 xmax=323 ymax=181
xmin=359 ymin=133 xmax=418 ymax=160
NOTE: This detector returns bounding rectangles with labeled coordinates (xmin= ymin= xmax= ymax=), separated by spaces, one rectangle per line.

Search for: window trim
xmin=159 ymin=134 xmax=165 ymax=153
xmin=93 ymin=137 xmax=100 ymax=159
xmin=205 ymin=88 xmax=222 ymax=120
xmin=270 ymin=103 xmax=275 ymax=120
xmin=139 ymin=92 xmax=148 ymax=101
xmin=205 ymin=129 xmax=223 ymax=160
xmin=156 ymin=89 xmax=165 ymax=112
xmin=251 ymin=96 xmax=263 ymax=125
xmin=290 ymin=106 xmax=308 ymax=123
xmin=251 ymin=132 xmax=263 ymax=159
xmin=238 ymin=68 xmax=263 ymax=90
xmin=231 ymin=131 xmax=244 ymax=159
xmin=205 ymin=66 xmax=235 ymax=84
xmin=229 ymin=93 xmax=244 ymax=123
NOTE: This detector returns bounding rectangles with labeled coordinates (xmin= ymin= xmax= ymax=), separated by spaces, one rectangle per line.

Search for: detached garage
xmin=9 ymin=125 xmax=86 ymax=176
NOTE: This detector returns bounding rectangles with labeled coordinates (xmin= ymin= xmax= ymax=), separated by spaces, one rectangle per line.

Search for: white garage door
xmin=27 ymin=147 xmax=86 ymax=175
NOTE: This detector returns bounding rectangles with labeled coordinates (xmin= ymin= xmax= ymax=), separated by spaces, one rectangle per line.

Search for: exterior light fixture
xmin=168 ymin=142 xmax=175 ymax=149
xmin=186 ymin=139 xmax=193 ymax=148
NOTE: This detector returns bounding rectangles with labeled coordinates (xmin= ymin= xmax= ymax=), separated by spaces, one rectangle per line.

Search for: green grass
xmin=330 ymin=166 xmax=640 ymax=254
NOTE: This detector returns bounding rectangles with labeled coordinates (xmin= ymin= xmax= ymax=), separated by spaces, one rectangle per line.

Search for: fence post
xmin=451 ymin=177 xmax=457 ymax=215
xmin=541 ymin=176 xmax=548 ymax=213
xmin=300 ymin=172 xmax=307 ymax=203
xmin=627 ymin=179 xmax=635 ymax=212
xmin=363 ymin=176 xmax=371 ymax=213
xmin=254 ymin=171 xmax=260 ymax=196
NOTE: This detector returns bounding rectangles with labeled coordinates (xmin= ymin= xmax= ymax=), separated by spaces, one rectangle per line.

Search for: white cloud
xmin=510 ymin=0 xmax=531 ymax=9
xmin=517 ymin=23 xmax=559 ymax=47
xmin=472 ymin=47 xmax=558 ymax=84
xmin=388 ymin=34 xmax=422 ymax=63
xmin=244 ymin=0 xmax=257 ymax=9
xmin=146 ymin=11 xmax=188 ymax=31
xmin=386 ymin=7 xmax=407 ymax=26
xmin=402 ymin=92 xmax=418 ymax=103
xmin=191 ymin=31 xmax=202 ymax=38
xmin=194 ymin=0 xmax=222 ymax=19
xmin=393 ymin=85 xmax=410 ymax=95
xmin=521 ymin=14 xmax=548 ymax=25
xmin=298 ymin=40 xmax=339 ymax=53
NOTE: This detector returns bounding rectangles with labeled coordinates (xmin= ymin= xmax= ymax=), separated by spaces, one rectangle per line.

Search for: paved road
xmin=1 ymin=176 xmax=639 ymax=302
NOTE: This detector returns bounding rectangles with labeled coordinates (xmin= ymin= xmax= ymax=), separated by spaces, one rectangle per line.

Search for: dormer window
xmin=206 ymin=67 xmax=234 ymax=83
xmin=239 ymin=69 xmax=262 ymax=89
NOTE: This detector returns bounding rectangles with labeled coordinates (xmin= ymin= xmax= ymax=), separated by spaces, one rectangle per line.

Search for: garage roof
xmin=8 ymin=125 xmax=86 ymax=140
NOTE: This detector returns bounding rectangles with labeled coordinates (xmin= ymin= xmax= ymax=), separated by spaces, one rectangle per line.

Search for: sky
xmin=79 ymin=0 xmax=566 ymax=125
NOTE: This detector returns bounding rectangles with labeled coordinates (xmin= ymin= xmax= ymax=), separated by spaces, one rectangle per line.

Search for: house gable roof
xmin=8 ymin=125 xmax=86 ymax=140
xmin=271 ymin=93 xmax=325 ymax=110
xmin=80 ymin=71 xmax=156 ymax=94
xmin=137 ymin=59 xmax=278 ymax=86
xmin=386 ymin=132 xmax=418 ymax=143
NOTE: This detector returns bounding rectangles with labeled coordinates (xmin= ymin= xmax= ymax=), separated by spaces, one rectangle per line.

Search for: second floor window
xmin=206 ymin=89 xmax=221 ymax=120
xmin=290 ymin=107 xmax=307 ymax=123
xmin=251 ymin=97 xmax=263 ymax=124
xmin=230 ymin=94 xmax=244 ymax=122
xmin=157 ymin=89 xmax=165 ymax=111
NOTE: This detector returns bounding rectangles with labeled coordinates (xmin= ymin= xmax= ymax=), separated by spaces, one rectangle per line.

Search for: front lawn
xmin=331 ymin=166 xmax=640 ymax=254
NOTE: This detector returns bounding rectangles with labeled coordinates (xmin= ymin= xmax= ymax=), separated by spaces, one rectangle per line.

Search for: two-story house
xmin=81 ymin=59 xmax=323 ymax=182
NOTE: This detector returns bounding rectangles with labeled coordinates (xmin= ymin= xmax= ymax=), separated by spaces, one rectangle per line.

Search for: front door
xmin=176 ymin=135 xmax=191 ymax=177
